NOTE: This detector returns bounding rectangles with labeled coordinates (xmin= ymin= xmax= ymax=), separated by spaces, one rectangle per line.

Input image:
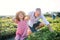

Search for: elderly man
xmin=27 ymin=8 xmax=54 ymax=32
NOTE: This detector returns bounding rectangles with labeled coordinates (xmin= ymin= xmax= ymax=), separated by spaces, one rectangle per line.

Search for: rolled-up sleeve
xmin=40 ymin=14 xmax=50 ymax=25
xmin=27 ymin=11 xmax=34 ymax=27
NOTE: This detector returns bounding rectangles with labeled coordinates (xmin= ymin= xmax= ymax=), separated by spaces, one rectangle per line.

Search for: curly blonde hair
xmin=16 ymin=11 xmax=26 ymax=21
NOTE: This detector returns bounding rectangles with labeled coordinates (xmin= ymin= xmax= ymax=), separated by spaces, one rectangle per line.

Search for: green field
xmin=0 ymin=17 xmax=60 ymax=40
xmin=27 ymin=17 xmax=60 ymax=40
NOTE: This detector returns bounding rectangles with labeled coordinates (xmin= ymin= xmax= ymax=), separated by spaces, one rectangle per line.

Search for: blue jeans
xmin=29 ymin=27 xmax=37 ymax=32
xmin=29 ymin=21 xmax=41 ymax=32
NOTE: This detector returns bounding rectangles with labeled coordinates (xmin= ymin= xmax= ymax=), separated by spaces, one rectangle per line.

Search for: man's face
xmin=35 ymin=11 xmax=41 ymax=17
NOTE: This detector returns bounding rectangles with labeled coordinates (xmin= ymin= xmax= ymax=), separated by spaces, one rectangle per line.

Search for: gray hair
xmin=36 ymin=8 xmax=41 ymax=11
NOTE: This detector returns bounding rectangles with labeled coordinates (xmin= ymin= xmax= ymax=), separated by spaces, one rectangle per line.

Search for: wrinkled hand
xmin=47 ymin=24 xmax=54 ymax=32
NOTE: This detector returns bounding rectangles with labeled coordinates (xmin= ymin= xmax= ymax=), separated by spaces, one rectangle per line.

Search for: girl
xmin=13 ymin=11 xmax=31 ymax=40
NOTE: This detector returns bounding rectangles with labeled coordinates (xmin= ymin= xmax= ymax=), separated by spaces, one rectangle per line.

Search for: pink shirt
xmin=16 ymin=20 xmax=28 ymax=36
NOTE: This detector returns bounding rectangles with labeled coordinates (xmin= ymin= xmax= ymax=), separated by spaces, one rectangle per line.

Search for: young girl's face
xmin=18 ymin=13 xmax=24 ymax=19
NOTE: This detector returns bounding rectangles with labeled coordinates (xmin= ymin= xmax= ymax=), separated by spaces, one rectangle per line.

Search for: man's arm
xmin=47 ymin=24 xmax=54 ymax=32
xmin=40 ymin=14 xmax=54 ymax=32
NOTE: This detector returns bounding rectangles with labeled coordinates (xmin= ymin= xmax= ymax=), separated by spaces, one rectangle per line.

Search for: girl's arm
xmin=24 ymin=15 xmax=30 ymax=21
xmin=12 ymin=17 xmax=18 ymax=24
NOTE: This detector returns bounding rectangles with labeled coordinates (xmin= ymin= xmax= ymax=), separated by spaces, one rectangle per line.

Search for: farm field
xmin=0 ymin=17 xmax=60 ymax=40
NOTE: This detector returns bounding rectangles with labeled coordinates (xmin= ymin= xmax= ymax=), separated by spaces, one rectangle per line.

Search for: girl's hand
xmin=24 ymin=15 xmax=30 ymax=21
xmin=27 ymin=26 xmax=32 ymax=36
